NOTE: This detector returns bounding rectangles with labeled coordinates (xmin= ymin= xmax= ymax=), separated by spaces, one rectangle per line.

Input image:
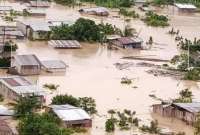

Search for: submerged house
xmin=48 ymin=40 xmax=81 ymax=49
xmin=0 ymin=76 xmax=45 ymax=102
xmin=79 ymin=7 xmax=109 ymax=16
xmin=152 ymin=102 xmax=200 ymax=125
xmin=109 ymin=37 xmax=143 ymax=49
xmin=17 ymin=20 xmax=50 ymax=40
xmin=41 ymin=60 xmax=67 ymax=72
xmin=29 ymin=1 xmax=50 ymax=8
xmin=175 ymin=3 xmax=197 ymax=12
xmin=49 ymin=104 xmax=92 ymax=128
xmin=12 ymin=54 xmax=41 ymax=75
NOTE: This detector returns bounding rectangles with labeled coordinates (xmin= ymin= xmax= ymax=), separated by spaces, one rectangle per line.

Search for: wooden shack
xmin=152 ymin=102 xmax=200 ymax=125
xmin=12 ymin=54 xmax=41 ymax=75
xmin=109 ymin=37 xmax=143 ymax=49
xmin=49 ymin=104 xmax=92 ymax=128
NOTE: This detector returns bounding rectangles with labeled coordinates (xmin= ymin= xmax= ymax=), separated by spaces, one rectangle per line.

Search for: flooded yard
xmin=1 ymin=1 xmax=200 ymax=134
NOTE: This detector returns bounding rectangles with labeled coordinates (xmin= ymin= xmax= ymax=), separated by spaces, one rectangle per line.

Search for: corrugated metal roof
xmin=0 ymin=6 xmax=12 ymax=11
xmin=0 ymin=105 xmax=14 ymax=116
xmin=175 ymin=3 xmax=197 ymax=9
xmin=80 ymin=7 xmax=109 ymax=13
xmin=49 ymin=40 xmax=81 ymax=49
xmin=173 ymin=102 xmax=200 ymax=113
xmin=14 ymin=54 xmax=41 ymax=66
xmin=41 ymin=60 xmax=67 ymax=69
xmin=29 ymin=21 xmax=50 ymax=31
xmin=29 ymin=1 xmax=50 ymax=7
xmin=0 ymin=76 xmax=46 ymax=96
xmin=50 ymin=104 xmax=91 ymax=121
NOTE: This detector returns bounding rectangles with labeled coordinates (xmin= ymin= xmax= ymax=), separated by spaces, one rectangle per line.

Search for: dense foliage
xmin=52 ymin=94 xmax=97 ymax=114
xmin=12 ymin=96 xmax=41 ymax=118
xmin=174 ymin=89 xmax=193 ymax=103
xmin=194 ymin=113 xmax=200 ymax=135
xmin=4 ymin=41 xmax=18 ymax=52
xmin=143 ymin=11 xmax=169 ymax=27
xmin=51 ymin=18 xmax=122 ymax=42
xmin=0 ymin=57 xmax=10 ymax=67
xmin=18 ymin=113 xmax=72 ymax=135
xmin=54 ymin=0 xmax=134 ymax=8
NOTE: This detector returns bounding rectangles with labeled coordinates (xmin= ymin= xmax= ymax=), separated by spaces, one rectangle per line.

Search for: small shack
xmin=29 ymin=1 xmax=50 ymax=8
xmin=41 ymin=60 xmax=67 ymax=72
xmin=79 ymin=7 xmax=109 ymax=16
xmin=48 ymin=40 xmax=81 ymax=49
xmin=152 ymin=102 xmax=200 ymax=125
xmin=0 ymin=76 xmax=45 ymax=102
xmin=49 ymin=104 xmax=92 ymax=128
xmin=17 ymin=20 xmax=50 ymax=40
xmin=109 ymin=37 xmax=143 ymax=49
xmin=175 ymin=3 xmax=197 ymax=12
xmin=12 ymin=54 xmax=41 ymax=75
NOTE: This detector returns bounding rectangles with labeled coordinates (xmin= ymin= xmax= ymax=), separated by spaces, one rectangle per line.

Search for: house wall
xmin=20 ymin=65 xmax=41 ymax=75
xmin=0 ymin=81 xmax=19 ymax=100
xmin=63 ymin=119 xmax=92 ymax=128
xmin=16 ymin=22 xmax=28 ymax=36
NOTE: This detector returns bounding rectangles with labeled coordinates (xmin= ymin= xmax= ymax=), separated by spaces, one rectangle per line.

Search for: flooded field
xmin=1 ymin=1 xmax=200 ymax=134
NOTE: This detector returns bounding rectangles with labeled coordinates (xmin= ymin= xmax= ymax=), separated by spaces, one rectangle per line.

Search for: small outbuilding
xmin=175 ymin=3 xmax=197 ymax=12
xmin=29 ymin=1 xmax=50 ymax=8
xmin=17 ymin=20 xmax=50 ymax=40
xmin=152 ymin=102 xmax=200 ymax=125
xmin=12 ymin=54 xmax=41 ymax=75
xmin=50 ymin=104 xmax=92 ymax=128
xmin=48 ymin=40 xmax=81 ymax=49
xmin=79 ymin=7 xmax=109 ymax=16
xmin=41 ymin=60 xmax=67 ymax=72
xmin=26 ymin=8 xmax=47 ymax=16
xmin=0 ymin=76 xmax=46 ymax=102
xmin=109 ymin=37 xmax=143 ymax=49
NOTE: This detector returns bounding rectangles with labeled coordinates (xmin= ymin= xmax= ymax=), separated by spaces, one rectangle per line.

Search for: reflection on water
xmin=1 ymin=1 xmax=200 ymax=134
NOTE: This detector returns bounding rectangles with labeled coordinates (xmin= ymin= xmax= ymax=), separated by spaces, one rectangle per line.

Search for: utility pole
xmin=188 ymin=43 xmax=190 ymax=69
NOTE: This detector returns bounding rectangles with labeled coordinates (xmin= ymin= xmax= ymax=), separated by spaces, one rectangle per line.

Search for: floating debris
xmin=121 ymin=77 xmax=132 ymax=84
xmin=114 ymin=62 xmax=134 ymax=70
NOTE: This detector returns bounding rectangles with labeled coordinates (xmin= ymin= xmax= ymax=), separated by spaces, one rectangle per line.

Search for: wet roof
xmin=0 ymin=76 xmax=45 ymax=96
xmin=173 ymin=102 xmax=200 ymax=113
xmin=80 ymin=7 xmax=109 ymax=13
xmin=14 ymin=54 xmax=41 ymax=66
xmin=49 ymin=40 xmax=81 ymax=49
xmin=175 ymin=3 xmax=197 ymax=9
xmin=30 ymin=22 xmax=50 ymax=31
xmin=50 ymin=104 xmax=91 ymax=121
xmin=0 ymin=105 xmax=14 ymax=116
xmin=41 ymin=60 xmax=67 ymax=69
xmin=29 ymin=1 xmax=50 ymax=7
xmin=0 ymin=6 xmax=12 ymax=11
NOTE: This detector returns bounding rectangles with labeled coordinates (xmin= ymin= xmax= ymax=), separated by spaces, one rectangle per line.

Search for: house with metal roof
xmin=16 ymin=20 xmax=50 ymax=40
xmin=41 ymin=60 xmax=67 ymax=72
xmin=79 ymin=7 xmax=109 ymax=16
xmin=49 ymin=104 xmax=92 ymax=128
xmin=152 ymin=102 xmax=200 ymax=125
xmin=0 ymin=76 xmax=46 ymax=102
xmin=0 ymin=105 xmax=14 ymax=116
xmin=12 ymin=54 xmax=41 ymax=75
xmin=109 ymin=37 xmax=143 ymax=49
xmin=29 ymin=1 xmax=50 ymax=8
xmin=48 ymin=40 xmax=81 ymax=49
xmin=175 ymin=3 xmax=197 ymax=12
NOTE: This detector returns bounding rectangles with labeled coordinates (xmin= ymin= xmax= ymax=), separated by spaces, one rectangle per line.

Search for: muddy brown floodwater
xmin=1 ymin=1 xmax=200 ymax=135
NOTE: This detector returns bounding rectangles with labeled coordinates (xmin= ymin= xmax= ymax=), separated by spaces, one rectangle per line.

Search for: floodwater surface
xmin=1 ymin=1 xmax=200 ymax=134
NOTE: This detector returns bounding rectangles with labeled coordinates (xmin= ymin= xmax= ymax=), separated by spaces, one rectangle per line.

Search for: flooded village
xmin=0 ymin=0 xmax=200 ymax=135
